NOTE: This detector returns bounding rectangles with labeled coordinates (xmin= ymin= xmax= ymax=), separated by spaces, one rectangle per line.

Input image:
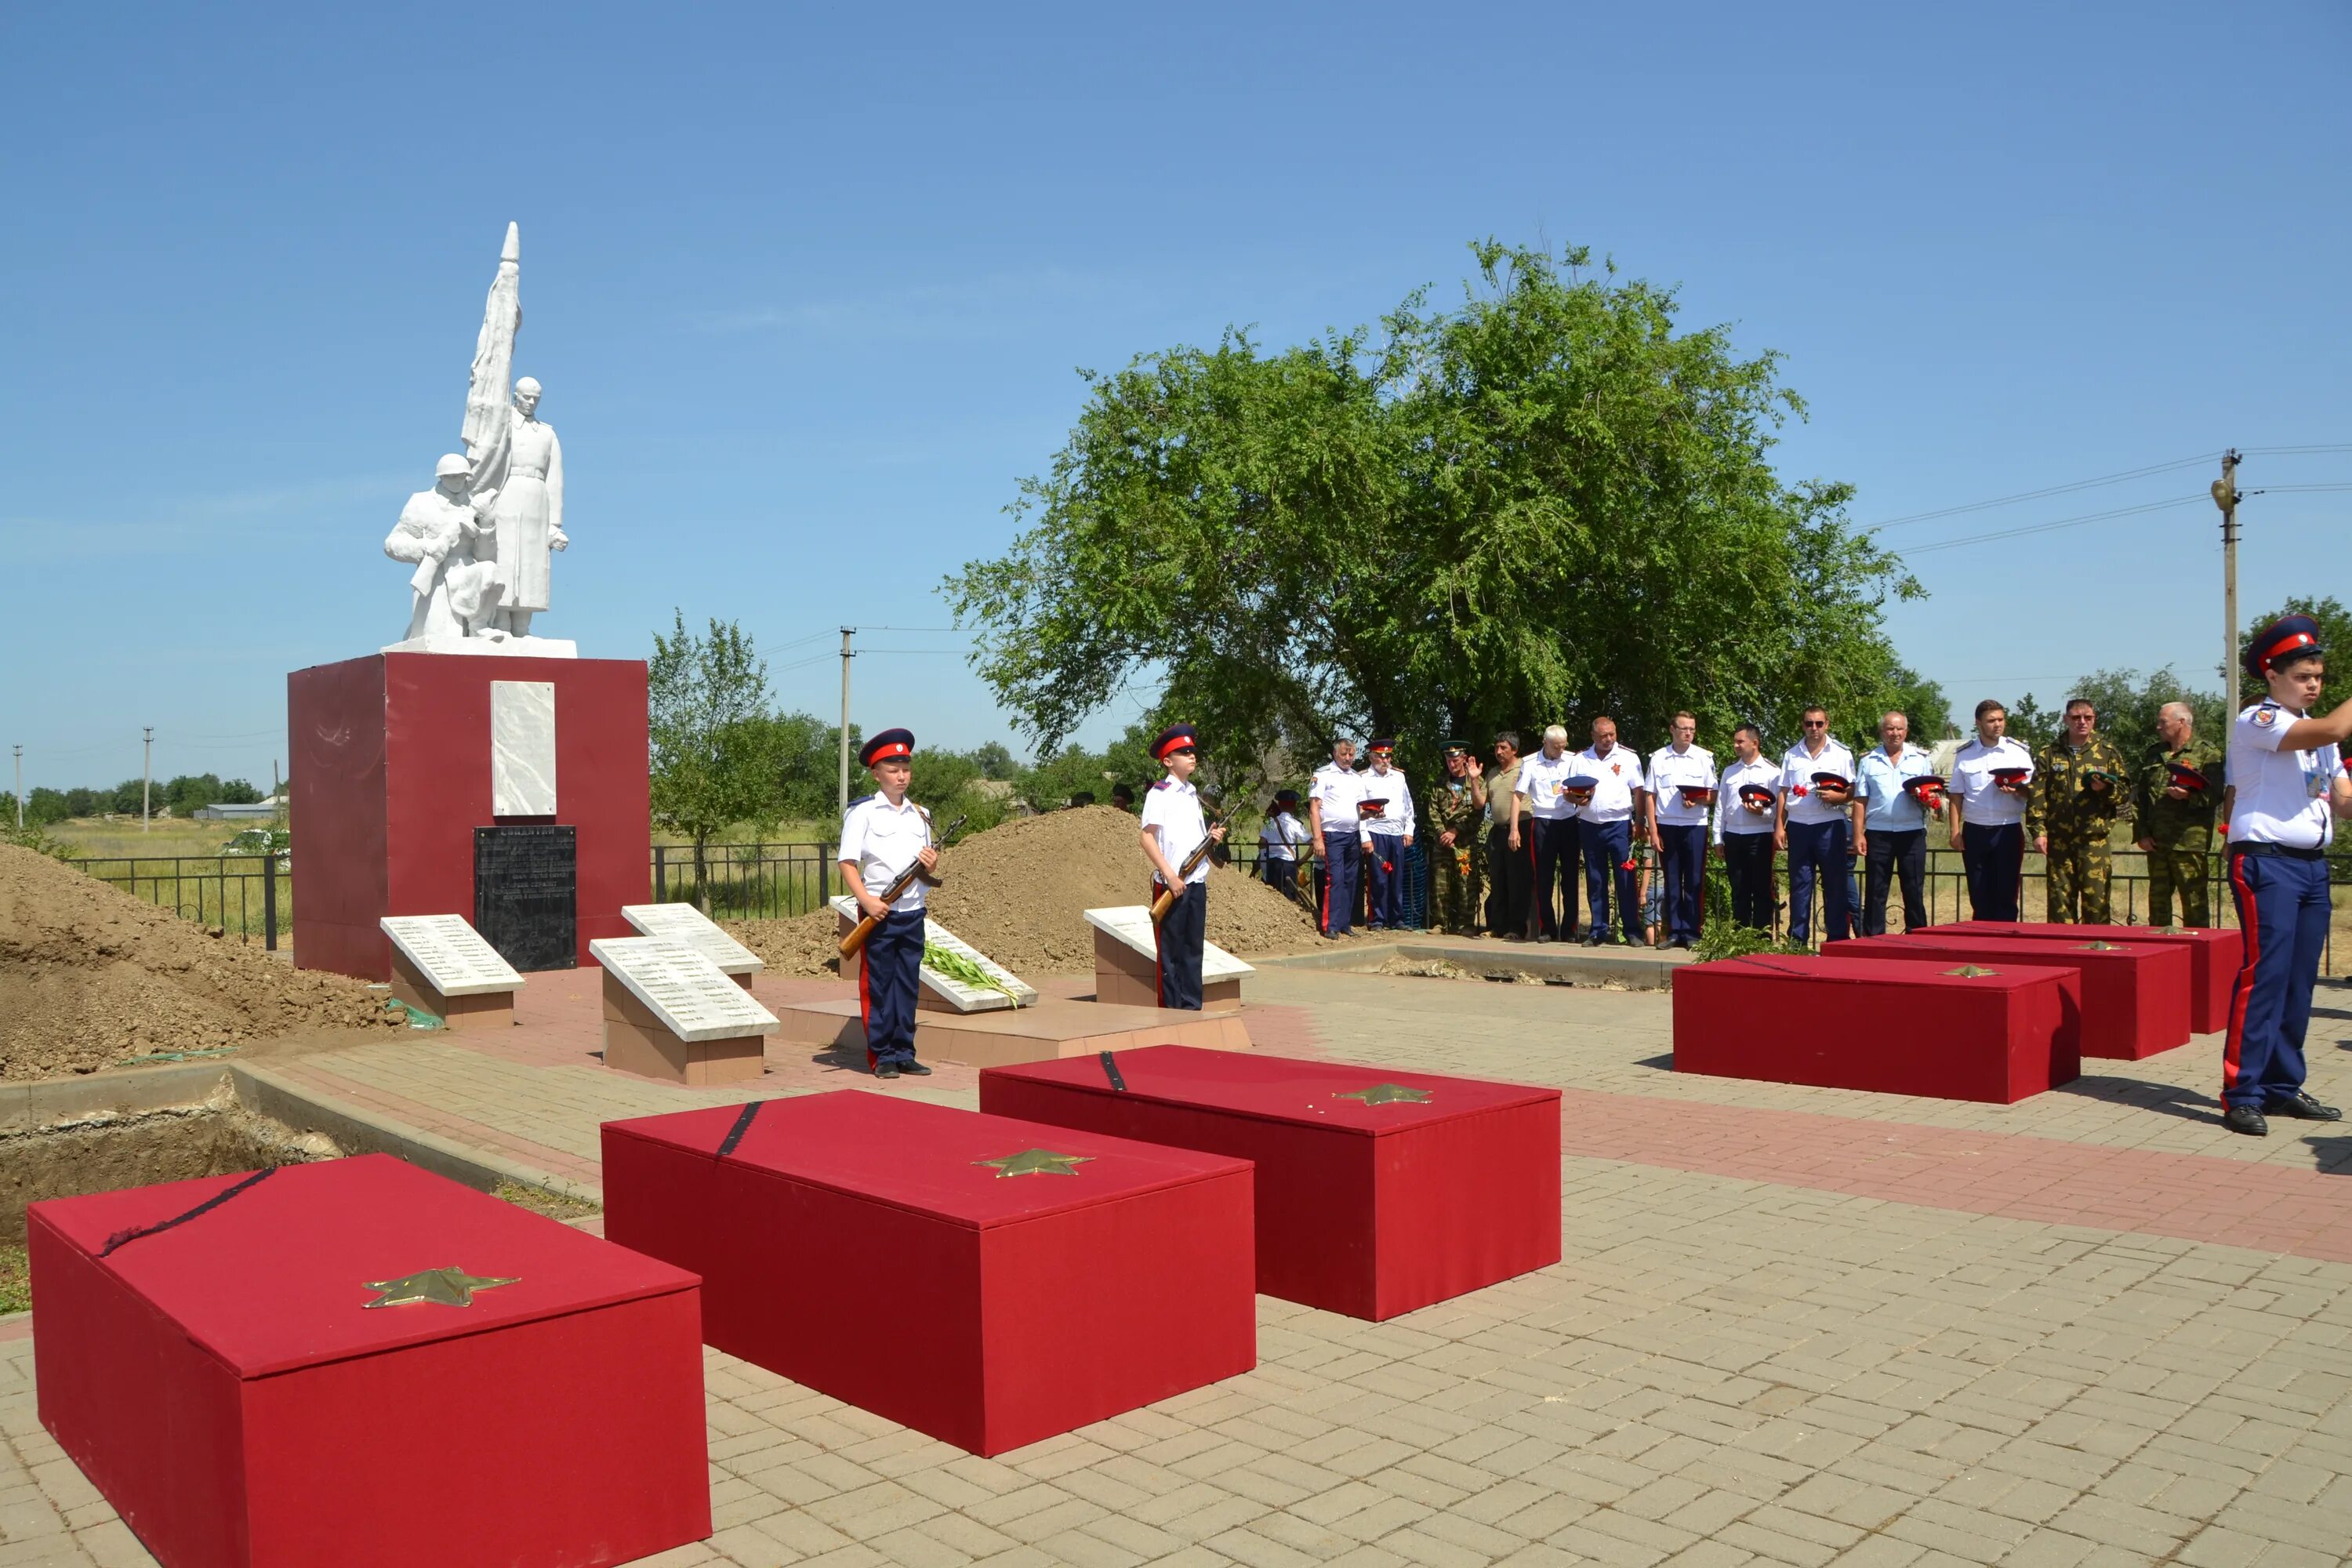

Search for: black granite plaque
xmin=474 ymin=825 xmax=577 ymax=971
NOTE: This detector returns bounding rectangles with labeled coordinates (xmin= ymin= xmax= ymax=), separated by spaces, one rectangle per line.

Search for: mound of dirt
xmin=728 ymin=804 xmax=1327 ymax=977
xmin=0 ymin=845 xmax=401 ymax=1080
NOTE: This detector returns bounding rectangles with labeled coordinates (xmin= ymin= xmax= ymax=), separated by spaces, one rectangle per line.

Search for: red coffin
xmin=30 ymin=1154 xmax=708 ymax=1568
xmin=1832 ymin=933 xmax=2192 ymax=1060
xmin=979 ymin=1047 xmax=1562 ymax=1321
xmin=1929 ymin=921 xmax=2241 ymax=1035
xmin=601 ymin=1091 xmax=1254 ymax=1456
xmin=1674 ymin=955 xmax=2079 ymax=1102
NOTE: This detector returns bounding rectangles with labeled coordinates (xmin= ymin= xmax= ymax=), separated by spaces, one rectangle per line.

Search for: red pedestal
xmin=1929 ymin=922 xmax=2241 ymax=1035
xmin=1673 ymin=956 xmax=2079 ymax=1102
xmin=601 ymin=1091 xmax=1255 ymax=1456
xmin=979 ymin=1047 xmax=1562 ymax=1321
xmin=1831 ymin=933 xmax=2192 ymax=1060
xmin=289 ymin=652 xmax=649 ymax=978
xmin=30 ymin=1155 xmax=708 ymax=1568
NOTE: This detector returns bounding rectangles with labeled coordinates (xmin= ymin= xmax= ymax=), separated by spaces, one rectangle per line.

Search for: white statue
xmin=384 ymin=454 xmax=506 ymax=641
xmin=468 ymin=376 xmax=567 ymax=637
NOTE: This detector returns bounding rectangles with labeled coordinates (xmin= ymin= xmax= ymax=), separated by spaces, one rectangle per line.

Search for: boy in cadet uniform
xmin=1140 ymin=724 xmax=1225 ymax=1008
xmin=1429 ymin=741 xmax=1486 ymax=934
xmin=2217 ymin=615 xmax=2352 ymax=1137
xmin=837 ymin=728 xmax=939 ymax=1080
xmin=1258 ymin=789 xmax=1310 ymax=906
xmin=1359 ymin=739 xmax=1415 ymax=929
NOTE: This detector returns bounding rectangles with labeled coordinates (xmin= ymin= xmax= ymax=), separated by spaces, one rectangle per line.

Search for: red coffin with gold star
xmin=1674 ymin=954 xmax=2080 ymax=1102
xmin=28 ymin=1153 xmax=708 ymax=1568
xmin=978 ymin=1047 xmax=1563 ymax=1321
xmin=1928 ymin=921 xmax=2240 ymax=1035
xmin=1829 ymin=932 xmax=2191 ymax=1060
xmin=601 ymin=1091 xmax=1254 ymax=1456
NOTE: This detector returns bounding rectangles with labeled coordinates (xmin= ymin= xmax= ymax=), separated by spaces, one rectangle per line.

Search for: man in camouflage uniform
xmin=2132 ymin=700 xmax=2223 ymax=927
xmin=2026 ymin=697 xmax=2133 ymax=924
xmin=1428 ymin=741 xmax=1486 ymax=934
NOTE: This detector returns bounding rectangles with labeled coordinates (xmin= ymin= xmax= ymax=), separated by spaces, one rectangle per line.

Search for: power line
xmin=1860 ymin=452 xmax=2218 ymax=534
xmin=1897 ymin=495 xmax=2207 ymax=557
xmin=2242 ymin=444 xmax=2352 ymax=456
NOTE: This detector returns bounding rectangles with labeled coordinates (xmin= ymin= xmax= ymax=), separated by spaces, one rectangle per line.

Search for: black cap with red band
xmin=2245 ymin=614 xmax=2326 ymax=678
xmin=858 ymin=728 xmax=915 ymax=768
xmin=1150 ymin=724 xmax=1198 ymax=761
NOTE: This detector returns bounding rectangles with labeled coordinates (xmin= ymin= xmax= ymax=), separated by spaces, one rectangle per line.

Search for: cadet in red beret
xmin=837 ymin=728 xmax=937 ymax=1079
xmin=1139 ymin=725 xmax=1225 ymax=1008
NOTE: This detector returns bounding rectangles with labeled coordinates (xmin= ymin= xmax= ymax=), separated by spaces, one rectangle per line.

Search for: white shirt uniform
xmin=1576 ymin=745 xmax=1645 ymax=823
xmin=1310 ymin=761 xmax=1366 ymax=839
xmin=1140 ymin=774 xmax=1211 ymax=885
xmin=1714 ymin=756 xmax=1780 ymax=842
xmin=1949 ymin=736 xmax=2035 ymax=826
xmin=1648 ymin=744 xmax=1718 ymax=828
xmin=1780 ymin=739 xmax=1858 ymax=827
xmin=2227 ymin=700 xmax=2348 ymax=850
xmin=1258 ymin=810 xmax=1308 ymax=862
xmin=1360 ymin=766 xmax=1414 ymax=839
xmin=1515 ymin=749 xmax=1584 ymax=821
xmin=838 ymin=793 xmax=935 ymax=913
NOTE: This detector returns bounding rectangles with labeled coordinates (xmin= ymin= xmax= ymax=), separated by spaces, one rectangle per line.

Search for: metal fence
xmin=67 ymin=856 xmax=288 ymax=950
xmin=648 ymin=842 xmax=837 ymax=919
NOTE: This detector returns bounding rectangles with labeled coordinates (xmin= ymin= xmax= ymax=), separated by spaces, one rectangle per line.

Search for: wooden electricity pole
xmin=2212 ymin=450 xmax=2242 ymax=713
xmin=837 ymin=627 xmax=855 ymax=818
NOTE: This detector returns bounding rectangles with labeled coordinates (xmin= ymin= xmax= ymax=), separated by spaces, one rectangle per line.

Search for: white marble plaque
xmin=622 ymin=902 xmax=764 ymax=975
xmin=380 ymin=914 xmax=526 ymax=996
xmin=829 ymin=898 xmax=1038 ymax=1013
xmin=1083 ymin=906 xmax=1254 ymax=982
xmin=491 ymin=680 xmax=558 ymax=816
xmin=590 ymin=937 xmax=779 ymax=1041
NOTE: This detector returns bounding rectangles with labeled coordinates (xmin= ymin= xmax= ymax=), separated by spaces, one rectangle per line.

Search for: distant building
xmin=193 ymin=795 xmax=285 ymax=822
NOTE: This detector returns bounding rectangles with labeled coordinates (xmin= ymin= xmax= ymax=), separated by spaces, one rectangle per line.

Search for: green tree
xmin=2005 ymin=695 xmax=2059 ymax=753
xmin=947 ymin=241 xmax=1924 ymax=791
xmin=63 ymin=786 xmax=100 ymax=817
xmin=1014 ymin=723 xmax=1162 ymax=814
xmin=648 ymin=611 xmax=784 ymax=906
xmin=969 ymin=741 xmax=1018 ymax=780
xmin=2245 ymin=595 xmax=2352 ymax=717
xmin=23 ymin=787 xmax=72 ymax=826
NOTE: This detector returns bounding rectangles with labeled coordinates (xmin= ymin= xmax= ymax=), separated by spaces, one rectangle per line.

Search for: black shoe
xmin=2223 ymin=1103 xmax=2268 ymax=1137
xmin=898 ymin=1062 xmax=933 ymax=1077
xmin=2262 ymin=1091 xmax=2342 ymax=1121
xmin=1584 ymin=932 xmax=1606 ymax=947
xmin=875 ymin=1063 xmax=901 ymax=1080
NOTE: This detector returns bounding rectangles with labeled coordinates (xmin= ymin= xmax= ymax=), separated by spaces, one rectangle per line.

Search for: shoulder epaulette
xmin=847 ymin=793 xmax=875 ymax=811
xmin=1150 ymin=779 xmax=1172 ymax=790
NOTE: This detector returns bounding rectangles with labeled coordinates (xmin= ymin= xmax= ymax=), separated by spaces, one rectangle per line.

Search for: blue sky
xmin=5 ymin=2 xmax=2347 ymax=796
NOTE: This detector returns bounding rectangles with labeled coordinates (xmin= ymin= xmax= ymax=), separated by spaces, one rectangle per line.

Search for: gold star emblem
xmin=2076 ymin=942 xmax=2124 ymax=952
xmin=361 ymin=1266 xmax=521 ymax=1310
xmin=975 ymin=1148 xmax=1094 ymax=1178
xmin=1940 ymin=965 xmax=2000 ymax=978
xmin=1335 ymin=1083 xmax=1433 ymax=1105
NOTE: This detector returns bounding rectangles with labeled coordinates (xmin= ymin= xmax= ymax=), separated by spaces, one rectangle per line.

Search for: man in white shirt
xmin=1359 ymin=739 xmax=1416 ymax=929
xmin=1308 ymin=738 xmax=1367 ymax=938
xmin=1514 ymin=725 xmax=1584 ymax=942
xmin=2216 ymin=615 xmax=2352 ymax=1136
xmin=1258 ymin=789 xmax=1309 ymax=906
xmin=1945 ymin=699 xmax=2035 ymax=921
xmin=1646 ymin=711 xmax=1715 ymax=949
xmin=1777 ymin=705 xmax=1860 ymax=946
xmin=1855 ymin=710 xmax=1935 ymax=935
xmin=1712 ymin=723 xmax=1780 ymax=931
xmin=837 ymin=728 xmax=939 ymax=1079
xmin=1138 ymin=724 xmax=1225 ymax=1008
xmin=1576 ymin=717 xmax=1647 ymax=946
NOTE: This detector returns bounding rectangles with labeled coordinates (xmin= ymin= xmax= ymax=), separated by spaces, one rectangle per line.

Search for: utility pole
xmin=837 ymin=627 xmax=855 ymax=817
xmin=141 ymin=726 xmax=154 ymax=833
xmin=2212 ymin=450 xmax=2242 ymax=713
xmin=12 ymin=745 xmax=20 ymax=829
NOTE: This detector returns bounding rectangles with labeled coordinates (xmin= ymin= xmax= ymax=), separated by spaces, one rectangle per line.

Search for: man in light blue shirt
xmin=1855 ymin=710 xmax=1934 ymax=935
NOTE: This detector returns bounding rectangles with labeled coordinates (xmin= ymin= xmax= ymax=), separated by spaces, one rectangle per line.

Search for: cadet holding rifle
xmin=1140 ymin=725 xmax=1226 ymax=1010
xmin=836 ymin=728 xmax=939 ymax=1080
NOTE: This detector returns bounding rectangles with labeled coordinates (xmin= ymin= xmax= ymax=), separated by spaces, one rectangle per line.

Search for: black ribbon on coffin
xmin=97 ymin=1166 xmax=280 ymax=1259
xmin=1098 ymin=1051 xmax=1128 ymax=1092
xmin=716 ymin=1100 xmax=764 ymax=1159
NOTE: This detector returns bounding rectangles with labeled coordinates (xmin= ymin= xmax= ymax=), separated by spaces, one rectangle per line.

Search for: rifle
xmin=837 ymin=813 xmax=967 ymax=959
xmin=1149 ymin=789 xmax=1225 ymax=924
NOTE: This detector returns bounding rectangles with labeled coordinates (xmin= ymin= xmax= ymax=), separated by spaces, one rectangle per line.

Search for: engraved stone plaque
xmin=474 ymin=824 xmax=577 ymax=971
xmin=1083 ymin=906 xmax=1254 ymax=981
xmin=589 ymin=937 xmax=779 ymax=1041
xmin=827 ymin=898 xmax=1037 ymax=1013
xmin=379 ymin=914 xmax=524 ymax=996
xmin=621 ymin=902 xmax=763 ymax=975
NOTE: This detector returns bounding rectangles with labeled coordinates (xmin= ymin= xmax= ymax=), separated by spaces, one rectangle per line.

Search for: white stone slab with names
xmin=1083 ymin=906 xmax=1254 ymax=982
xmin=590 ymin=937 xmax=779 ymax=1041
xmin=621 ymin=902 xmax=764 ymax=975
xmin=828 ymin=898 xmax=1038 ymax=1012
xmin=379 ymin=915 xmax=525 ymax=996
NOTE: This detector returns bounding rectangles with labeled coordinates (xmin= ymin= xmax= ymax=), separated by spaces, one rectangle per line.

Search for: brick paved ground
xmin=4 ymin=956 xmax=2350 ymax=1566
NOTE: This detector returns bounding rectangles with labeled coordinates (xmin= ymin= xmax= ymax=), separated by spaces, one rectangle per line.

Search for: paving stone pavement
xmin=5 ymin=960 xmax=2352 ymax=1566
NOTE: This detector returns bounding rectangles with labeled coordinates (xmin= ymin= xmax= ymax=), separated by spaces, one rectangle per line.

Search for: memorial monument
xmin=291 ymin=223 xmax=650 ymax=981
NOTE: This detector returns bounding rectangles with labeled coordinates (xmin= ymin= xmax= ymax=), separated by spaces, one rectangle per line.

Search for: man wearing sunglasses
xmin=2026 ymin=698 xmax=2132 ymax=924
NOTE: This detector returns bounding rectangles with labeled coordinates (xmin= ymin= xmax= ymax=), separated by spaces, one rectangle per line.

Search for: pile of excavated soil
xmin=0 ymin=845 xmax=401 ymax=1080
xmin=728 ymin=804 xmax=1329 ymax=977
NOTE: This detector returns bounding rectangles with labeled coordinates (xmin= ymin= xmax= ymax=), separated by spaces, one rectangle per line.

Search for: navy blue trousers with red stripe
xmin=1321 ymin=837 xmax=1362 ymax=936
xmin=860 ymin=907 xmax=924 ymax=1070
xmin=1154 ymin=880 xmax=1207 ymax=1009
xmin=2222 ymin=848 xmax=2331 ymax=1111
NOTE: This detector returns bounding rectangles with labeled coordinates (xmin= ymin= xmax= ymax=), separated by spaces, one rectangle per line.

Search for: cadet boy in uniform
xmin=2217 ymin=615 xmax=2352 ymax=1136
xmin=837 ymin=728 xmax=939 ymax=1080
xmin=1430 ymin=741 xmax=1486 ymax=934
xmin=1360 ymin=739 xmax=1415 ymax=929
xmin=2134 ymin=701 xmax=2223 ymax=927
xmin=2027 ymin=698 xmax=2132 ymax=924
xmin=1139 ymin=724 xmax=1225 ymax=1008
xmin=1947 ymin=699 xmax=2035 ymax=921
xmin=1308 ymin=737 xmax=1367 ymax=937
xmin=1646 ymin=712 xmax=1716 ymax=949
xmin=1777 ymin=706 xmax=1859 ymax=946
xmin=1577 ymin=717 xmax=1646 ymax=946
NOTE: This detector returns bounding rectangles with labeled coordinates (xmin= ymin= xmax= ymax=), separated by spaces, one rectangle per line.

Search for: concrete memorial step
xmin=981 ymin=1046 xmax=1560 ymax=1321
xmin=1673 ymin=953 xmax=2082 ymax=1102
xmin=825 ymin=898 xmax=1040 ymax=1014
xmin=1083 ymin=904 xmax=1253 ymax=1008
xmin=589 ymin=935 xmax=778 ymax=1087
xmin=601 ymin=1091 xmax=1255 ymax=1456
xmin=621 ymin=900 xmax=764 ymax=990
xmin=377 ymin=913 xmax=524 ymax=1029
xmin=1828 ymin=931 xmax=2192 ymax=1059
xmin=1929 ymin=920 xmax=2240 ymax=1034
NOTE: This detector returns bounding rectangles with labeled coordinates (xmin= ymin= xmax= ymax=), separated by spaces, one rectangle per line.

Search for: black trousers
xmin=1153 ymin=880 xmax=1207 ymax=1009
xmin=1530 ymin=816 xmax=1581 ymax=939
xmin=1486 ymin=823 xmax=1530 ymax=936
xmin=1962 ymin=821 xmax=2026 ymax=922
xmin=1862 ymin=828 xmax=1927 ymax=935
xmin=1722 ymin=832 xmax=1777 ymax=930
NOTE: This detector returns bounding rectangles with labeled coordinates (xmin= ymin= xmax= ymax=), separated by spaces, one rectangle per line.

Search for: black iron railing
xmin=67 ymin=856 xmax=287 ymax=949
